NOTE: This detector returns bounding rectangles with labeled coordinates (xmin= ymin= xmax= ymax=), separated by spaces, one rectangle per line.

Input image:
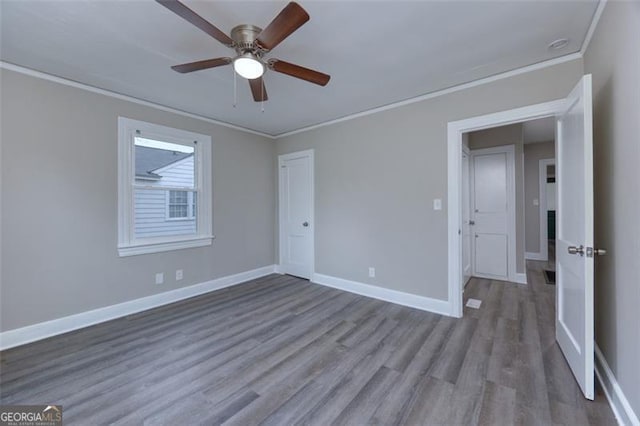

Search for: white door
xmin=555 ymin=74 xmax=596 ymax=400
xmin=461 ymin=148 xmax=472 ymax=286
xmin=279 ymin=150 xmax=314 ymax=279
xmin=470 ymin=146 xmax=515 ymax=281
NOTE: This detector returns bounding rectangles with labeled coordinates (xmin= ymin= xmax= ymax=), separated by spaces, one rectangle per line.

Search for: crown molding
xmin=2 ymin=48 xmax=588 ymax=141
xmin=0 ymin=61 xmax=276 ymax=139
xmin=581 ymin=0 xmax=607 ymax=56
xmin=275 ymin=52 xmax=583 ymax=138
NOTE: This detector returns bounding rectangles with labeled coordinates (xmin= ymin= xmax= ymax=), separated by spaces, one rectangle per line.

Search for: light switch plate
xmin=533 ymin=198 xmax=539 ymax=206
xmin=433 ymin=199 xmax=442 ymax=210
xmin=155 ymin=272 xmax=164 ymax=285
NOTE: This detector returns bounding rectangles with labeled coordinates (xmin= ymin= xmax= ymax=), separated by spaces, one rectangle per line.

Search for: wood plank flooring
xmin=0 ymin=263 xmax=616 ymax=425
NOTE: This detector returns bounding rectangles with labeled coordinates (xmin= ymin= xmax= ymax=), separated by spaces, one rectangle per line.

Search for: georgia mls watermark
xmin=0 ymin=405 xmax=62 ymax=426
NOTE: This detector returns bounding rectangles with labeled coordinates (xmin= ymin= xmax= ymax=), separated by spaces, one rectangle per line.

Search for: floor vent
xmin=465 ymin=298 xmax=482 ymax=309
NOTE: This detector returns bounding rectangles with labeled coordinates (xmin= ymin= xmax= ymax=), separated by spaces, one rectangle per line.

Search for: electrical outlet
xmin=155 ymin=272 xmax=164 ymax=285
xmin=533 ymin=198 xmax=539 ymax=206
xmin=176 ymin=269 xmax=183 ymax=281
xmin=368 ymin=267 xmax=376 ymax=278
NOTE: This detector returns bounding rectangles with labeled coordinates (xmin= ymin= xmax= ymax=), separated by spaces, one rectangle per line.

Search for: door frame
xmin=461 ymin=145 xmax=472 ymax=286
xmin=538 ymin=158 xmax=556 ymax=262
xmin=278 ymin=149 xmax=315 ymax=278
xmin=447 ymin=99 xmax=565 ymax=317
xmin=469 ymin=145 xmax=517 ymax=282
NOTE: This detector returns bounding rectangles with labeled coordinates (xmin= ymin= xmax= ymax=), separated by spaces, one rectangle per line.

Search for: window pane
xmin=134 ymin=137 xmax=195 ymax=189
xmin=134 ymin=188 xmax=197 ymax=239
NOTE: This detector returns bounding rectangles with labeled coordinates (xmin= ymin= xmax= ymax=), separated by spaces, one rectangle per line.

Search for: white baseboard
xmin=312 ymin=273 xmax=452 ymax=317
xmin=0 ymin=264 xmax=277 ymax=351
xmin=514 ymin=272 xmax=528 ymax=285
xmin=525 ymin=251 xmax=547 ymax=261
xmin=595 ymin=344 xmax=640 ymax=426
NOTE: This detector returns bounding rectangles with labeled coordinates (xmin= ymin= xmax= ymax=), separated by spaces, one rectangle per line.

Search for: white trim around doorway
xmin=447 ymin=99 xmax=565 ymax=317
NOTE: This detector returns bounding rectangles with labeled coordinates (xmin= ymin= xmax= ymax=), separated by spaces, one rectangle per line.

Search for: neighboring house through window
xmin=167 ymin=190 xmax=196 ymax=220
xmin=118 ymin=117 xmax=212 ymax=256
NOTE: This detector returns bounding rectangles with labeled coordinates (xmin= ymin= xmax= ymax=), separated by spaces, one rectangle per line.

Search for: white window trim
xmin=165 ymin=190 xmax=196 ymax=221
xmin=118 ymin=117 xmax=213 ymax=256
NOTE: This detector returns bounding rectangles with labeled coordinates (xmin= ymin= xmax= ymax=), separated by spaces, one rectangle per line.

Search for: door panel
xmin=475 ymin=234 xmax=508 ymax=276
xmin=555 ymin=74 xmax=594 ymax=400
xmin=280 ymin=152 xmax=313 ymax=279
xmin=474 ymin=154 xmax=507 ymax=213
xmin=471 ymin=148 xmax=513 ymax=281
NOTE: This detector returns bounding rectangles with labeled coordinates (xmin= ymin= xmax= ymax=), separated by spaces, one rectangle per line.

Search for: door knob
xmin=302 ymin=222 xmax=309 ymax=227
xmin=568 ymin=245 xmax=584 ymax=256
xmin=586 ymin=247 xmax=607 ymax=257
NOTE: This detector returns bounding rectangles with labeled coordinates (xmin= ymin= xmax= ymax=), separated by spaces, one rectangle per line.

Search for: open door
xmin=555 ymin=74 xmax=598 ymax=400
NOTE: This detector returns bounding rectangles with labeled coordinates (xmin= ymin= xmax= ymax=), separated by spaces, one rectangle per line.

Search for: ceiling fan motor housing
xmin=231 ymin=24 xmax=264 ymax=57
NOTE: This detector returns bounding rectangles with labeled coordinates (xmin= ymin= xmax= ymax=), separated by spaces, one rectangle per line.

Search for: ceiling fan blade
xmin=156 ymin=0 xmax=234 ymax=47
xmin=171 ymin=57 xmax=232 ymax=73
xmin=249 ymin=77 xmax=268 ymax=102
xmin=255 ymin=2 xmax=309 ymax=51
xmin=269 ymin=59 xmax=330 ymax=86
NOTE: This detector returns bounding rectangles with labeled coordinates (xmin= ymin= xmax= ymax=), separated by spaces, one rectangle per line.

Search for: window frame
xmin=117 ymin=117 xmax=213 ymax=256
xmin=165 ymin=190 xmax=196 ymax=221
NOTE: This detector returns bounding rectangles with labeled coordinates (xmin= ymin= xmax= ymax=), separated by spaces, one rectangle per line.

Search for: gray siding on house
xmin=134 ymin=155 xmax=196 ymax=239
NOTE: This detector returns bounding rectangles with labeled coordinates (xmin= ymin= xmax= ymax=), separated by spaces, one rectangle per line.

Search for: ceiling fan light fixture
xmin=233 ymin=54 xmax=265 ymax=80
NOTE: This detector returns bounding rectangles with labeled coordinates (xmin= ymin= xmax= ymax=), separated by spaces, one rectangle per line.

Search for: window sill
xmin=118 ymin=236 xmax=214 ymax=257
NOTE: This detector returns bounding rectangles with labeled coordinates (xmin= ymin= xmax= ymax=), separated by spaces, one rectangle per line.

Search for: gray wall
xmin=468 ymin=123 xmax=526 ymax=275
xmin=584 ymin=0 xmax=640 ymax=417
xmin=0 ymin=69 xmax=276 ymax=332
xmin=277 ymin=59 xmax=583 ymax=301
xmin=523 ymin=141 xmax=555 ymax=254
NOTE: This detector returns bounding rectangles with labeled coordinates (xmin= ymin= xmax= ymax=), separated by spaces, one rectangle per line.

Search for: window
xmin=167 ymin=190 xmax=196 ymax=220
xmin=118 ymin=117 xmax=212 ymax=256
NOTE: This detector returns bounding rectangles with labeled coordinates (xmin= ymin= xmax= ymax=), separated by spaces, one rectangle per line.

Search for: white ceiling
xmin=523 ymin=117 xmax=556 ymax=144
xmin=0 ymin=1 xmax=599 ymax=136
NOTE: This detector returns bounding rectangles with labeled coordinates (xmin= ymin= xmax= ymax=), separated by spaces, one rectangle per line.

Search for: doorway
xmin=528 ymin=158 xmax=557 ymax=264
xmin=447 ymin=75 xmax=596 ymax=400
xmin=278 ymin=149 xmax=314 ymax=279
xmin=448 ymin=100 xmax=565 ymax=317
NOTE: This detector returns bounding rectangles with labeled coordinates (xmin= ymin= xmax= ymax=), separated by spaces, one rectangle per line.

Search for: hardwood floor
xmin=0 ymin=266 xmax=616 ymax=425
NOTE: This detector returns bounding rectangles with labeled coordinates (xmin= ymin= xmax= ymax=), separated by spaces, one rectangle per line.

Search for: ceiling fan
xmin=156 ymin=0 xmax=331 ymax=102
